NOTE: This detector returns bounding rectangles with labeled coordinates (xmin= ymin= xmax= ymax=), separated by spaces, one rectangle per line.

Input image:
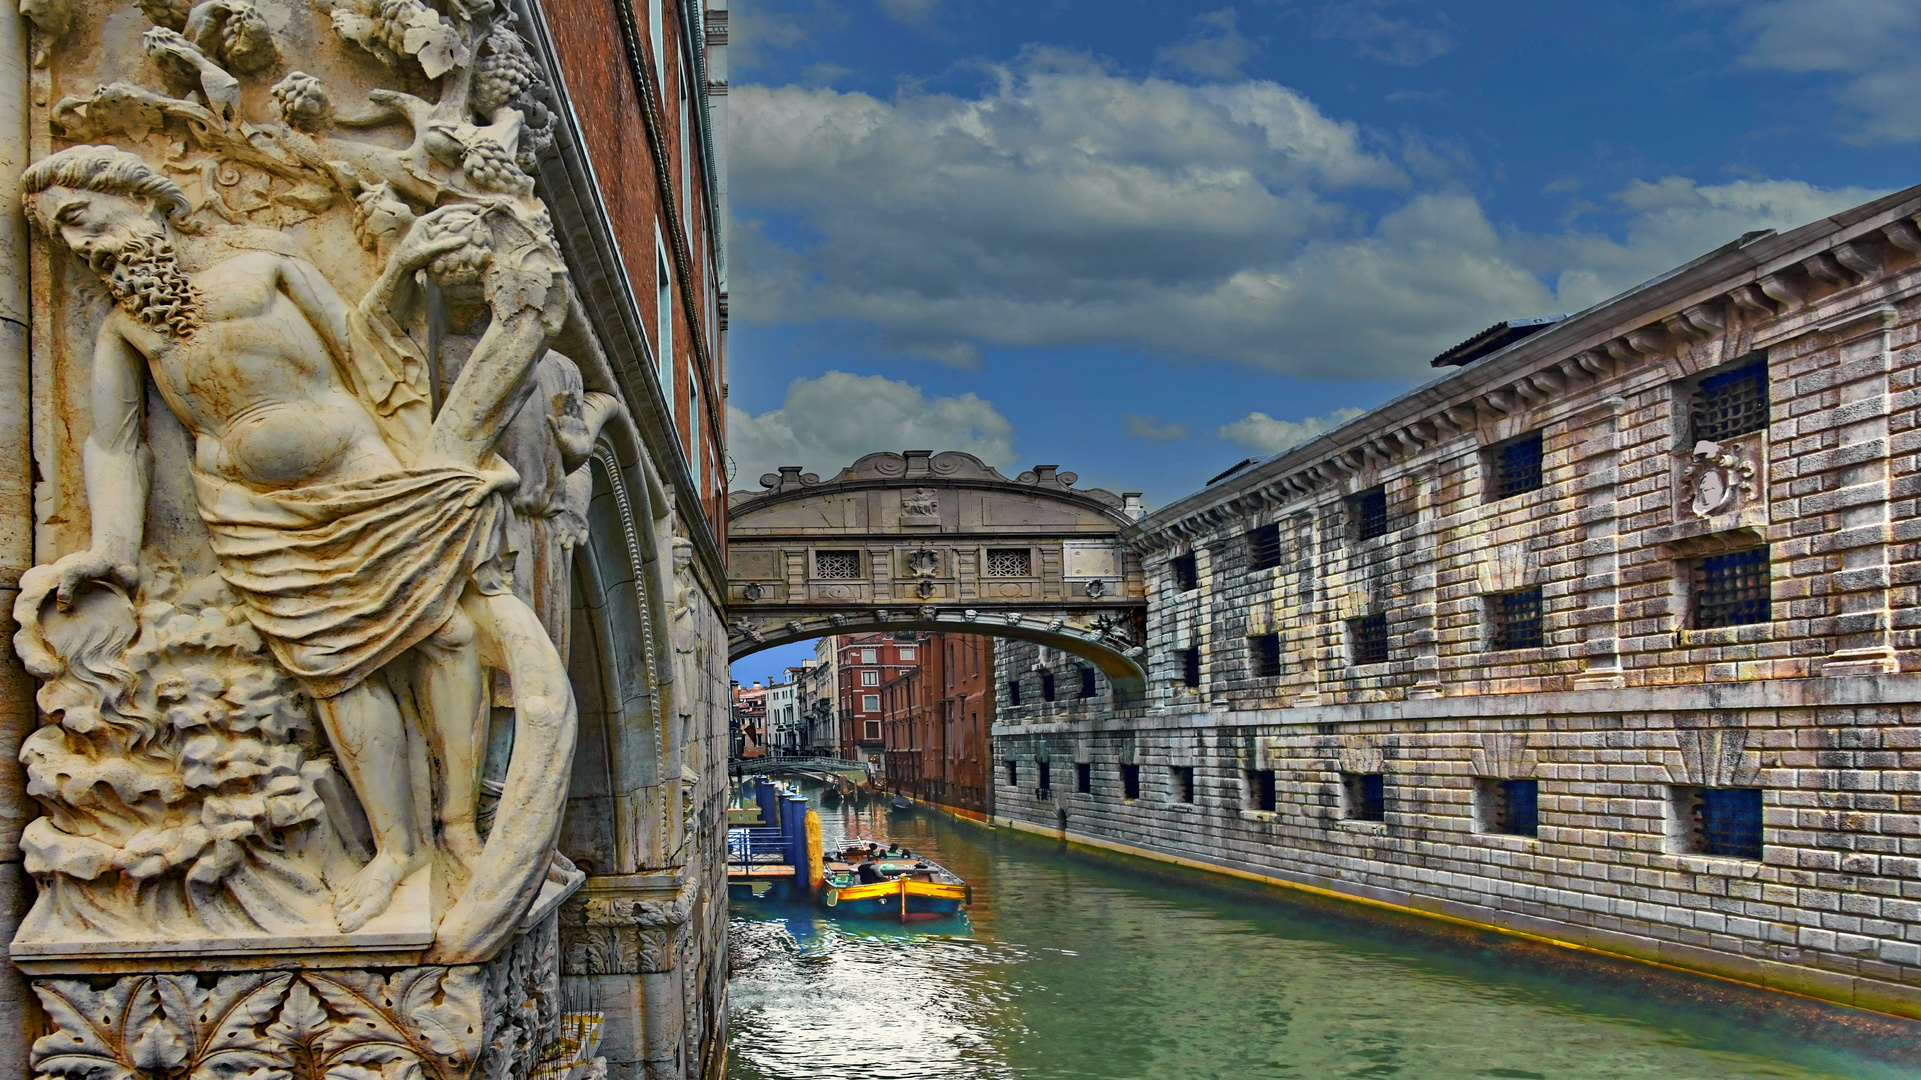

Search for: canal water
xmin=727 ymin=791 xmax=1921 ymax=1079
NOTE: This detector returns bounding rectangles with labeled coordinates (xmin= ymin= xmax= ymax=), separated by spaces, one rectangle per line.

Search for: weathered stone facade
xmin=995 ymin=181 xmax=1921 ymax=1018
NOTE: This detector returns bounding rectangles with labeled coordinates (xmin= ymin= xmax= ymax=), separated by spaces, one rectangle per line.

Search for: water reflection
xmin=728 ymin=791 xmax=1921 ymax=1080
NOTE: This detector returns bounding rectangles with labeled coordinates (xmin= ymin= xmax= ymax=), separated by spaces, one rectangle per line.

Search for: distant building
xmin=732 ymin=681 xmax=767 ymax=759
xmin=766 ymin=678 xmax=798 ymax=754
xmin=833 ymin=632 xmax=925 ymax=762
xmin=879 ymin=633 xmax=994 ymax=817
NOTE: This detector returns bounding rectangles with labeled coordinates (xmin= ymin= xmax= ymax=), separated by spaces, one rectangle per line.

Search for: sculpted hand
xmin=30 ymin=549 xmax=138 ymax=612
xmin=389 ymin=231 xmax=468 ymax=276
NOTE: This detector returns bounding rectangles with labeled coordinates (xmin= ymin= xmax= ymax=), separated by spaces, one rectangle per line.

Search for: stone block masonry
xmin=994 ymin=179 xmax=1921 ymax=1019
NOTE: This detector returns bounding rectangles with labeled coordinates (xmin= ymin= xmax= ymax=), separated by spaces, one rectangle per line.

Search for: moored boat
xmin=820 ymin=842 xmax=969 ymax=920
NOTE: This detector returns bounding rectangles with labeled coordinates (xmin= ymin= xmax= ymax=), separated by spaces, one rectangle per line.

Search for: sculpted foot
xmin=334 ymin=851 xmax=410 ymax=932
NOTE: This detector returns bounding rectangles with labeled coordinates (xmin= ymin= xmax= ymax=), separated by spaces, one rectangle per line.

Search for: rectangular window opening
xmin=1250 ymin=632 xmax=1282 ymax=678
xmin=1247 ymin=523 xmax=1283 ymax=571
xmin=1477 ymin=777 xmax=1538 ymax=837
xmin=1670 ymin=786 xmax=1763 ymax=860
xmin=1171 ymin=765 xmax=1194 ymax=804
xmin=1005 ymin=759 xmax=1018 ymax=787
xmin=985 ymin=548 xmax=1032 ymax=577
xmin=1249 ymin=769 xmax=1276 ymax=812
xmin=1079 ymin=667 xmax=1098 ymax=698
xmin=1040 ymin=672 xmax=1056 ymax=702
xmin=1076 ymin=762 xmax=1092 ymax=794
xmin=1122 ymin=763 xmax=1141 ymax=800
xmin=1181 ymin=647 xmax=1202 ymax=688
xmin=1038 ymin=760 xmax=1052 ymax=795
xmin=1342 ymin=773 xmax=1385 ymax=822
xmin=1692 ymin=359 xmax=1770 ymax=444
xmin=1350 ymin=485 xmax=1390 ymax=541
xmin=1490 ymin=431 xmax=1544 ymax=500
xmin=1693 ymin=547 xmax=1770 ymax=629
xmin=861 ymin=695 xmax=879 ymax=713
xmin=1007 ymin=679 xmax=1022 ymax=707
xmin=1489 ymin=588 xmax=1545 ymax=651
xmin=1172 ymin=552 xmax=1200 ymax=591
xmin=1348 ymin=614 xmax=1389 ymax=666
xmin=863 ymin=720 xmax=880 ymax=740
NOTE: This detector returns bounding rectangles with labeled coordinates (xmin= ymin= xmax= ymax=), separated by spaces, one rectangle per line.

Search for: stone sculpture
xmin=10 ymin=0 xmax=628 ymax=1070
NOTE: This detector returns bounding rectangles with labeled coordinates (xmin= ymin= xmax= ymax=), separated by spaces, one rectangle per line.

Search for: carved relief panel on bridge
xmin=10 ymin=0 xmax=620 ymax=1071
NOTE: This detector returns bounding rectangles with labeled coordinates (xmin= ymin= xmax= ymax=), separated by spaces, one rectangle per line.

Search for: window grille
xmin=1122 ymin=764 xmax=1141 ymax=800
xmin=1677 ymin=786 xmax=1764 ymax=860
xmin=1693 ymin=547 xmax=1770 ymax=628
xmin=1005 ymin=759 xmax=1018 ymax=786
xmin=1172 ymin=552 xmax=1199 ymax=591
xmin=1040 ymin=672 xmax=1056 ymax=702
xmin=1250 ymin=769 xmax=1276 ymax=812
xmin=1251 ymin=633 xmax=1282 ymax=678
xmin=1171 ymin=765 xmax=1194 ymax=804
xmin=1491 ymin=432 xmax=1544 ymax=499
xmin=1349 ymin=614 xmax=1389 ymax=665
xmin=1692 ymin=359 xmax=1769 ymax=444
xmin=1343 ymin=773 xmax=1385 ymax=821
xmin=1486 ymin=779 xmax=1538 ymax=836
xmin=1007 ymin=679 xmax=1022 ymax=707
xmin=1350 ymin=485 xmax=1390 ymax=541
xmin=1076 ymin=762 xmax=1092 ymax=794
xmin=1247 ymin=523 xmax=1283 ymax=571
xmin=1181 ymin=647 xmax=1202 ymax=688
xmin=1038 ymin=760 xmax=1052 ymax=795
xmin=1490 ymin=588 xmax=1544 ymax=651
xmin=985 ymin=548 xmax=1031 ymax=577
xmin=815 ymin=550 xmax=860 ymax=579
xmin=1079 ymin=667 xmax=1097 ymax=698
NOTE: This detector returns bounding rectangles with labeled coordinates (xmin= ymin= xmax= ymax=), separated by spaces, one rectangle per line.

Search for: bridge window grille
xmin=1172 ymin=552 xmax=1199 ymax=591
xmin=1079 ymin=667 xmax=1098 ymax=698
xmin=1007 ymin=679 xmax=1022 ymax=707
xmin=1250 ymin=633 xmax=1282 ymax=678
xmin=1342 ymin=773 xmax=1385 ymax=821
xmin=1478 ymin=778 xmax=1538 ymax=836
xmin=1247 ymin=523 xmax=1283 ymax=571
xmin=1693 ymin=547 xmax=1770 ymax=628
xmin=1122 ymin=764 xmax=1141 ymax=800
xmin=815 ymin=550 xmax=861 ymax=579
xmin=1038 ymin=760 xmax=1051 ymax=795
xmin=1489 ymin=588 xmax=1545 ymax=651
xmin=1490 ymin=431 xmax=1544 ymax=500
xmin=1040 ymin=672 xmax=1056 ymax=702
xmin=1350 ymin=485 xmax=1390 ymax=541
xmin=1673 ymin=786 xmax=1764 ymax=860
xmin=1181 ymin=647 xmax=1202 ymax=688
xmin=1076 ymin=762 xmax=1092 ymax=794
xmin=1249 ymin=769 xmax=1277 ymax=812
xmin=1348 ymin=614 xmax=1389 ymax=666
xmin=1171 ymin=765 xmax=1195 ymax=804
xmin=985 ymin=548 xmax=1031 ymax=577
xmin=1691 ymin=359 xmax=1769 ymax=444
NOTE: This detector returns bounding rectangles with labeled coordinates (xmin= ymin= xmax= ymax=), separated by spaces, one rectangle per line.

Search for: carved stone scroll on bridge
xmin=9 ymin=0 xmax=630 ymax=1072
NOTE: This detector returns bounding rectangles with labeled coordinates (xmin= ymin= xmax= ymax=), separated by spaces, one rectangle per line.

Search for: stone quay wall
xmin=994 ymin=179 xmax=1921 ymax=1018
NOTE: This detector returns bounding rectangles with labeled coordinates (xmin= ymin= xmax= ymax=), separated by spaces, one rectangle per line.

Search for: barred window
xmin=1349 ymin=614 xmax=1389 ymax=665
xmin=1007 ymin=679 xmax=1022 ymax=707
xmin=1250 ymin=632 xmax=1282 ymax=678
xmin=985 ymin=548 xmax=1031 ymax=577
xmin=1489 ymin=588 xmax=1544 ymax=651
xmin=1479 ymin=778 xmax=1538 ymax=837
xmin=1122 ymin=763 xmax=1141 ymax=800
xmin=815 ymin=550 xmax=861 ymax=579
xmin=1171 ymin=552 xmax=1200 ymax=591
xmin=1693 ymin=547 xmax=1770 ymax=629
xmin=1079 ymin=667 xmax=1097 ymax=698
xmin=1076 ymin=762 xmax=1092 ymax=794
xmin=1673 ymin=786 xmax=1763 ymax=860
xmin=1005 ymin=759 xmax=1018 ymax=786
xmin=1038 ymin=760 xmax=1052 ymax=795
xmin=1040 ymin=671 xmax=1056 ymax=702
xmin=1248 ymin=769 xmax=1276 ymax=812
xmin=1692 ymin=359 xmax=1769 ymax=444
xmin=1180 ymin=647 xmax=1202 ymax=688
xmin=1490 ymin=431 xmax=1544 ymax=499
xmin=1170 ymin=765 xmax=1194 ymax=804
xmin=1350 ymin=485 xmax=1390 ymax=540
xmin=1247 ymin=523 xmax=1283 ymax=571
xmin=1342 ymin=773 xmax=1385 ymax=822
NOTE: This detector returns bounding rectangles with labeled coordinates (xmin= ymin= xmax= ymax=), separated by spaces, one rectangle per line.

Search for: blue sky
xmin=724 ymin=0 xmax=1921 ymax=684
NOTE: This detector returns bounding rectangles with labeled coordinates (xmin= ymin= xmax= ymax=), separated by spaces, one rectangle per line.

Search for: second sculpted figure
xmin=19 ymin=145 xmax=577 ymax=961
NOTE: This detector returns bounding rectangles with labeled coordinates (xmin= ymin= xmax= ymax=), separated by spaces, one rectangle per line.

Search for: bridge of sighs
xmin=725 ymin=451 xmax=1149 ymax=704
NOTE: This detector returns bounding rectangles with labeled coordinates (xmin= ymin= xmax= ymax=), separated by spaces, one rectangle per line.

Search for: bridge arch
xmin=726 ymin=451 xmax=1149 ymax=708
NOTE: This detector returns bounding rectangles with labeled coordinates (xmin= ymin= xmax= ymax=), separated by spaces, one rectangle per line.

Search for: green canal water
xmin=727 ymin=794 xmax=1921 ymax=1079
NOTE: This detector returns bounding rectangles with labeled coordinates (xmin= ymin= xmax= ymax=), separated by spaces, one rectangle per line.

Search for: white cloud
xmin=1725 ymin=0 xmax=1921 ymax=142
xmin=877 ymin=0 xmax=940 ymax=27
xmin=1122 ymin=414 xmax=1190 ymax=443
xmin=1313 ymin=1 xmax=1453 ymax=67
xmin=728 ymin=0 xmax=844 ymax=72
xmin=1156 ymin=8 xmax=1257 ymax=81
xmin=1218 ymin=407 xmax=1365 ymax=453
xmin=727 ymin=371 xmax=1016 ymax=485
xmin=731 ymin=49 xmax=1889 ymax=382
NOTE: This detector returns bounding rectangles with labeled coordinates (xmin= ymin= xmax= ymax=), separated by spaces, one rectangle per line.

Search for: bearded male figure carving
xmin=19 ymin=144 xmax=577 ymax=962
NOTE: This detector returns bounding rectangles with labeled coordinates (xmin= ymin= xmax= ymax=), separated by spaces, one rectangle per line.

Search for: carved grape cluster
xmin=472 ymin=22 xmax=540 ymax=116
xmin=460 ymin=136 xmax=527 ymax=193
xmin=270 ymin=70 xmax=331 ymax=132
xmin=420 ymin=206 xmax=494 ymax=287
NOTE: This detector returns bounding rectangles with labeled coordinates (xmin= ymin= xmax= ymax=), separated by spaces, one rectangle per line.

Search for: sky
xmin=723 ymin=0 xmax=1921 ymax=685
